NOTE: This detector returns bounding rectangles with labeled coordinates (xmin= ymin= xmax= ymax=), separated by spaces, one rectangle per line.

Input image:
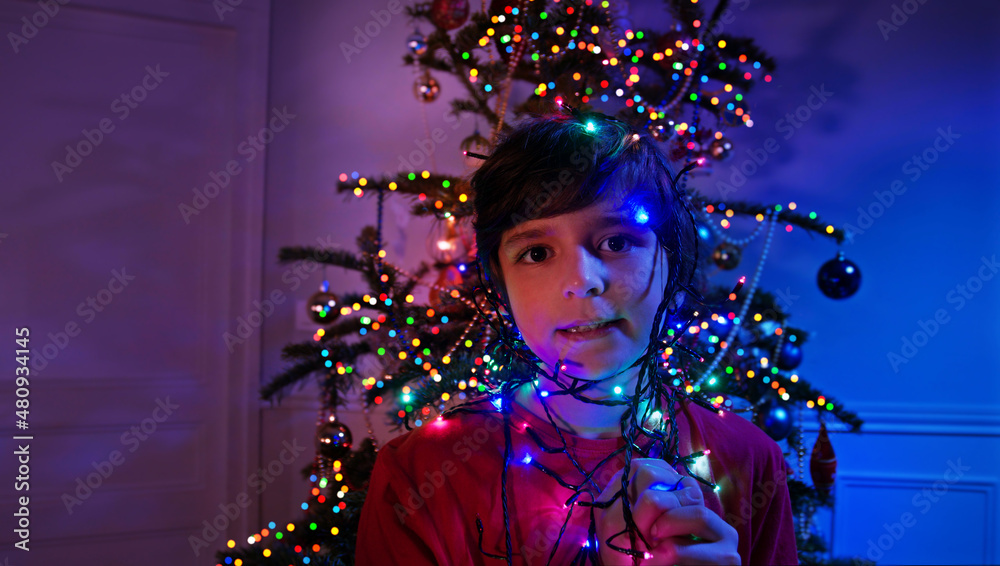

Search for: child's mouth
xmin=557 ymin=319 xmax=622 ymax=339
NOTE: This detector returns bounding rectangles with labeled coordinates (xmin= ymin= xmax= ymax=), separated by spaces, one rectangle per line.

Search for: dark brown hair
xmin=471 ymin=111 xmax=699 ymax=309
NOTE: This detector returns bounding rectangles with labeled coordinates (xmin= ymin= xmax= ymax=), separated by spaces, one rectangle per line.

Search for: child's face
xmin=497 ymin=196 xmax=666 ymax=386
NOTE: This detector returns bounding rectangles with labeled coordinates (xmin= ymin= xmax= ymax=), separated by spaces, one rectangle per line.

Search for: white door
xmin=0 ymin=0 xmax=270 ymax=563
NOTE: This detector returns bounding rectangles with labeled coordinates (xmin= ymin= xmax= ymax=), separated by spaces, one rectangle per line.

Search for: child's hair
xmin=471 ymin=111 xmax=699 ymax=346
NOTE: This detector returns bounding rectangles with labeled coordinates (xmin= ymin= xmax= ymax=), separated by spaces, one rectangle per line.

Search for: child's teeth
xmin=568 ymin=321 xmax=609 ymax=332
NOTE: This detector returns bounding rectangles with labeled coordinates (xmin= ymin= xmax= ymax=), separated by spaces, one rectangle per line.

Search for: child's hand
xmin=594 ymin=458 xmax=739 ymax=565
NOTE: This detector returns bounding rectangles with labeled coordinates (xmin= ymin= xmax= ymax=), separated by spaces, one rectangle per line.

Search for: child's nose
xmin=563 ymin=248 xmax=606 ymax=298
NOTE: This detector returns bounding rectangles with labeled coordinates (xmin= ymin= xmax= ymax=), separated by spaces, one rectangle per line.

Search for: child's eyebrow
xmin=501 ymin=215 xmax=638 ymax=254
xmin=501 ymin=226 xmax=551 ymax=254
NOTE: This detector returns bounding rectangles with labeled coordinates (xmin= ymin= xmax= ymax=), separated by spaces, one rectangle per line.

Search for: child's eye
xmin=599 ymin=235 xmax=635 ymax=253
xmin=518 ymin=246 xmax=550 ymax=264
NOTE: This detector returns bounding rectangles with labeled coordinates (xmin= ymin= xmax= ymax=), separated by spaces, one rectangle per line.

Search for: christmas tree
xmin=218 ymin=1 xmax=868 ymax=564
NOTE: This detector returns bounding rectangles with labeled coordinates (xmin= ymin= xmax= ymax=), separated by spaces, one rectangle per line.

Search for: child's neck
xmin=512 ymin=372 xmax=654 ymax=440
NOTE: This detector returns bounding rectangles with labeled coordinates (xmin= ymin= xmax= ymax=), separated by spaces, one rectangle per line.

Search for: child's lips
xmin=556 ymin=319 xmax=623 ymax=340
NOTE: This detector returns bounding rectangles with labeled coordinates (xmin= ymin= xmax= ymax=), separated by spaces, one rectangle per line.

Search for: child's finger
xmin=625 ymin=458 xmax=684 ymax=502
xmin=646 ymin=537 xmax=741 ymax=566
xmin=621 ymin=461 xmax=699 ymax=541
xmin=648 ymin=505 xmax=737 ymax=543
xmin=638 ymin=484 xmax=703 ymax=539
xmin=594 ymin=467 xmax=626 ymax=505
xmin=638 ymin=483 xmax=702 ymax=513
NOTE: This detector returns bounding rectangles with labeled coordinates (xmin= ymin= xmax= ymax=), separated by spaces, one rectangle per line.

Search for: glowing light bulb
xmin=634 ymin=206 xmax=649 ymax=225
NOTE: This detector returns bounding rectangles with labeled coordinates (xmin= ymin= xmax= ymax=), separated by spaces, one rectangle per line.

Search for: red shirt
xmin=357 ymin=395 xmax=798 ymax=565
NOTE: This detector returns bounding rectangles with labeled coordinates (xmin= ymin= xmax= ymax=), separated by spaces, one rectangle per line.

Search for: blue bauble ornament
xmin=406 ymin=30 xmax=428 ymax=55
xmin=712 ymin=242 xmax=741 ymax=270
xmin=817 ymin=252 xmax=861 ymax=299
xmin=756 ymin=399 xmax=793 ymax=441
xmin=777 ymin=341 xmax=802 ymax=370
xmin=307 ymin=290 xmax=339 ymax=324
xmin=316 ymin=419 xmax=353 ymax=459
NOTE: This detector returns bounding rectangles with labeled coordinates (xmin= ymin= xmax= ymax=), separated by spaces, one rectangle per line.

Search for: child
xmin=356 ymin=110 xmax=798 ymax=565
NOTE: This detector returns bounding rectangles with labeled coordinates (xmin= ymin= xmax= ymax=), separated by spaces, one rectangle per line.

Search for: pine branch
xmin=279 ymin=246 xmax=370 ymax=271
xmin=260 ymin=358 xmax=323 ymax=402
xmin=263 ymin=341 xmax=373 ymax=403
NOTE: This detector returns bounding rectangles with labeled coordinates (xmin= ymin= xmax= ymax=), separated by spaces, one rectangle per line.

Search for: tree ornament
xmin=460 ymin=127 xmax=491 ymax=168
xmin=316 ymin=418 xmax=353 ymax=460
xmin=755 ymin=398 xmax=793 ymax=441
xmin=307 ymin=289 xmax=339 ymax=324
xmin=406 ymin=29 xmax=428 ymax=56
xmin=430 ymin=0 xmax=469 ymax=30
xmin=817 ymin=251 xmax=861 ymax=299
xmin=777 ymin=340 xmax=803 ymax=370
xmin=712 ymin=242 xmax=741 ymax=270
xmin=810 ymin=421 xmax=837 ymax=496
xmin=708 ymin=136 xmax=734 ymax=161
xmin=414 ymin=70 xmax=441 ymax=102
